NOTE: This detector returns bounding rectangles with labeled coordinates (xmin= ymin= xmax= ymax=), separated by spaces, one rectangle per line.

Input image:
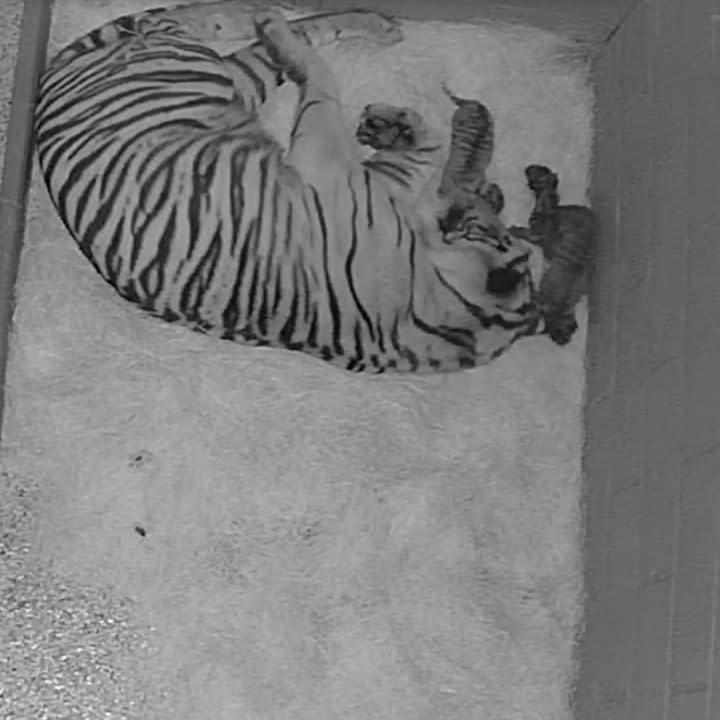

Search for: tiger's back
xmin=37 ymin=17 xmax=290 ymax=329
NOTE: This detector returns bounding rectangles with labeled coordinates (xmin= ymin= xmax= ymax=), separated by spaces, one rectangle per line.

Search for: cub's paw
xmin=253 ymin=9 xmax=309 ymax=82
xmin=356 ymin=104 xmax=427 ymax=151
xmin=524 ymin=164 xmax=558 ymax=196
xmin=545 ymin=311 xmax=578 ymax=346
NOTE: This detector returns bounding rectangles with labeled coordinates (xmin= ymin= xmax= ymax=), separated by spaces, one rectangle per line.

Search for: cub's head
xmin=525 ymin=164 xmax=559 ymax=196
xmin=437 ymin=181 xmax=504 ymax=235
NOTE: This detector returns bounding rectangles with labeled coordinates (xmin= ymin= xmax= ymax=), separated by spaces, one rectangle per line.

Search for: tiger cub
xmin=437 ymin=83 xmax=504 ymax=216
xmin=434 ymin=86 xmax=527 ymax=299
xmin=510 ymin=164 xmax=599 ymax=346
xmin=438 ymin=83 xmax=505 ymax=225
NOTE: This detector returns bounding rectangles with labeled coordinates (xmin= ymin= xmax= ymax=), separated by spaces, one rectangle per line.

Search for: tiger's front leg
xmin=253 ymin=9 xmax=357 ymax=171
xmin=356 ymin=103 xmax=444 ymax=202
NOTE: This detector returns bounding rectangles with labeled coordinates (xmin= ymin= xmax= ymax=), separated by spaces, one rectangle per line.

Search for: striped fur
xmin=521 ymin=164 xmax=598 ymax=346
xmin=437 ymin=83 xmax=503 ymax=214
xmin=35 ymin=6 xmax=541 ymax=373
xmin=436 ymin=85 xmax=504 ymax=238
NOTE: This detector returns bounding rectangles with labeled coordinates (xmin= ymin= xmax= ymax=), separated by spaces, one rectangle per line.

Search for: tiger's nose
xmin=486 ymin=267 xmax=524 ymax=296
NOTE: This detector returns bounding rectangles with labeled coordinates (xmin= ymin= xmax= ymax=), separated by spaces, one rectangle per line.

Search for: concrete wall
xmin=0 ymin=1 xmax=49 ymax=436
xmin=576 ymin=0 xmax=720 ymax=717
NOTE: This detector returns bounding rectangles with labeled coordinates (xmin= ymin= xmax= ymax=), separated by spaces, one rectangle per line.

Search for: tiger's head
xmin=428 ymin=195 xmax=544 ymax=318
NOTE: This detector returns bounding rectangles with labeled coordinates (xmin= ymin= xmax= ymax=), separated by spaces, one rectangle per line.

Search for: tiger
xmin=437 ymin=83 xmax=504 ymax=219
xmin=34 ymin=5 xmax=543 ymax=374
xmin=509 ymin=164 xmax=599 ymax=346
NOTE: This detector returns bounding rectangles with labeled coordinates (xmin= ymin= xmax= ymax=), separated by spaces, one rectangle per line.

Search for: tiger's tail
xmin=158 ymin=2 xmax=404 ymax=46
xmin=49 ymin=1 xmax=403 ymax=69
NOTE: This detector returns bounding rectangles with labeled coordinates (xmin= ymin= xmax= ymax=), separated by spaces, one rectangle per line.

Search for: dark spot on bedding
xmin=129 ymin=449 xmax=153 ymax=468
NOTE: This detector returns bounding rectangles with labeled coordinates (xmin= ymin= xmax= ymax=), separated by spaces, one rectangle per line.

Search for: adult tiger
xmin=35 ymin=5 xmax=542 ymax=373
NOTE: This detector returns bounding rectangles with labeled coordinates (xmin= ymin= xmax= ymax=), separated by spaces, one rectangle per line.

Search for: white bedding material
xmin=0 ymin=1 xmax=592 ymax=717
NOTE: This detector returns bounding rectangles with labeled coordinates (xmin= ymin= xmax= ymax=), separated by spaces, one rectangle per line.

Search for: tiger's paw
xmin=253 ymin=9 xmax=309 ymax=83
xmin=356 ymin=104 xmax=428 ymax=151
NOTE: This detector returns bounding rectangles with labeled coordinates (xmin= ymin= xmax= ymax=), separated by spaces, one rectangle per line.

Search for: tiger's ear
xmin=437 ymin=202 xmax=466 ymax=235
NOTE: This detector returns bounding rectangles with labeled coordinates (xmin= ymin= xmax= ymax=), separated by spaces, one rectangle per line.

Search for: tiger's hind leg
xmin=223 ymin=10 xmax=403 ymax=118
xmin=220 ymin=41 xmax=290 ymax=117
xmin=356 ymin=103 xmax=444 ymax=202
xmin=252 ymin=9 xmax=358 ymax=171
